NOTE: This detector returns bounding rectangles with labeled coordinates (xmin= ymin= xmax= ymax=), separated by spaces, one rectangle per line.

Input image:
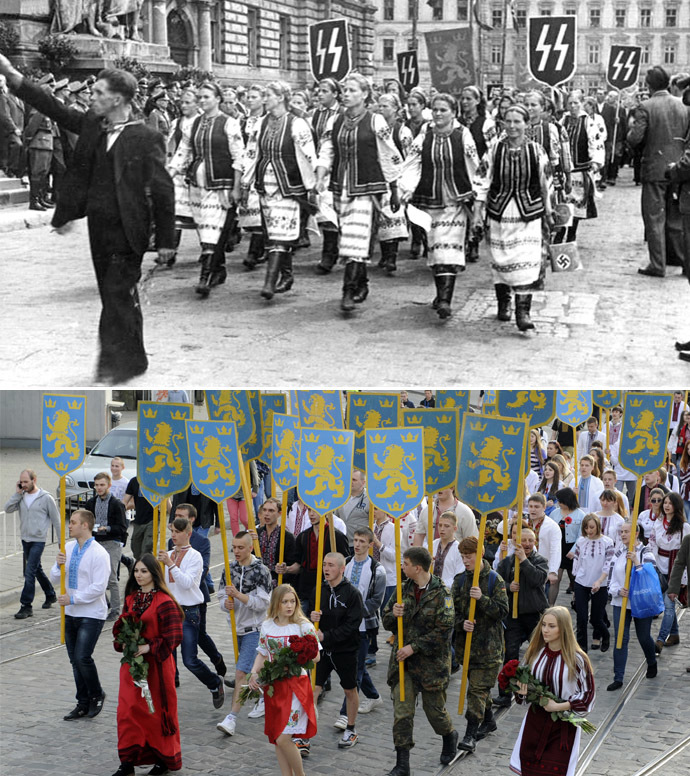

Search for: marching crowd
xmin=5 ymin=390 xmax=690 ymax=776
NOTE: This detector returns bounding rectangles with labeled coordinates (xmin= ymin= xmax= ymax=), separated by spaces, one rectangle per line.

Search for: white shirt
xmin=165 ymin=545 xmax=204 ymax=606
xmin=649 ymin=519 xmax=690 ymax=578
xmin=572 ymin=535 xmax=614 ymax=588
xmin=530 ymin=516 xmax=562 ymax=575
xmin=344 ymin=555 xmax=374 ymax=632
xmin=400 ymin=512 xmax=418 ymax=554
xmin=577 ymin=475 xmax=605 ymax=513
xmin=432 ymin=538 xmax=465 ymax=589
xmin=595 ymin=512 xmax=625 ymax=544
xmin=109 ymin=477 xmax=130 ymax=502
xmin=577 ymin=429 xmax=606 ymax=458
xmin=50 ymin=538 xmax=110 ymax=619
xmin=608 ymin=441 xmax=636 ymax=482
xmin=285 ymin=503 xmax=346 ymax=537
xmin=608 ymin=542 xmax=655 ymax=609
xmin=415 ymin=499 xmax=477 ymax=548
xmin=373 ymin=519 xmax=397 ymax=585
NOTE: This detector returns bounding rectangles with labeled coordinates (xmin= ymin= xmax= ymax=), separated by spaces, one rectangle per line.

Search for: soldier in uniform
xmin=24 ymin=74 xmax=55 ymax=211
xmin=382 ymin=547 xmax=458 ymax=776
xmin=452 ymin=536 xmax=509 ymax=753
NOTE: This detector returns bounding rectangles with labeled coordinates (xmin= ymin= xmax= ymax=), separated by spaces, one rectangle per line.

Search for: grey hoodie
xmin=5 ymin=489 xmax=61 ymax=543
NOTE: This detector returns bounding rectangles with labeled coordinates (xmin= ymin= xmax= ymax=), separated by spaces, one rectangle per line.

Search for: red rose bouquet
xmin=497 ymin=659 xmax=595 ymax=734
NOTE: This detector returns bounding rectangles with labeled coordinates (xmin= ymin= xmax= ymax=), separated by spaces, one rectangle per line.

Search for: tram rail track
xmin=629 ymin=734 xmax=690 ymax=776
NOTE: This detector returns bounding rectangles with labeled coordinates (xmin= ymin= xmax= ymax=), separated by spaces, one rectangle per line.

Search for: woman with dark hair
xmin=529 ymin=429 xmax=547 ymax=475
xmin=399 ymin=92 xmax=482 ymax=319
xmin=650 ymin=492 xmax=689 ymax=652
xmin=384 ymin=78 xmax=407 ymax=105
xmin=493 ymin=93 xmax=515 ymax=133
xmin=538 ymin=461 xmax=561 ymax=514
xmin=679 ymin=440 xmax=690 ymax=521
xmin=169 ymin=81 xmax=245 ymax=297
xmin=546 ymin=440 xmax=564 ymax=460
xmin=238 ymin=83 xmax=267 ymax=271
xmin=637 ymin=487 xmax=666 ymax=542
xmin=668 ymin=410 xmax=690 ymax=467
xmin=405 ymin=88 xmax=431 ymax=260
xmin=112 ymin=554 xmax=184 ymax=776
xmin=316 ymin=73 xmax=402 ymax=312
xmin=549 ymin=488 xmax=586 ymax=601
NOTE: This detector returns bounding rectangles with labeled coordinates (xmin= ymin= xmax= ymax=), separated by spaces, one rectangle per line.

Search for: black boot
xmin=29 ymin=195 xmax=46 ymax=211
xmin=435 ymin=274 xmax=456 ymax=320
xmin=475 ymin=707 xmax=497 ymax=740
xmin=466 ymin=239 xmax=479 ymax=263
xmin=208 ymin=253 xmax=227 ymax=287
xmin=243 ymin=232 xmax=266 ymax=270
xmin=440 ymin=730 xmax=459 ymax=764
xmin=352 ymin=263 xmax=369 ymax=303
xmin=341 ymin=261 xmax=358 ymax=312
xmin=457 ymin=718 xmax=480 ymax=753
xmin=515 ymin=294 xmax=535 ymax=331
xmin=261 ymin=250 xmax=283 ymax=300
xmin=495 ymin=284 xmax=512 ymax=321
xmin=387 ymin=747 xmax=410 ymax=776
xmin=317 ymin=229 xmax=339 ymax=273
xmin=274 ymin=250 xmax=294 ymax=294
xmin=195 ymin=254 xmax=213 ymax=298
xmin=379 ymin=240 xmax=398 ymax=273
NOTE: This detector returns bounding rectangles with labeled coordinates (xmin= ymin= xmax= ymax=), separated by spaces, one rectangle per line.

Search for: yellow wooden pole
xmin=278 ymin=488 xmax=288 ymax=586
xmin=572 ymin=425 xmax=578 ymax=491
xmin=312 ymin=513 xmax=326 ymax=688
xmin=395 ymin=514 xmax=405 ymax=701
xmin=427 ymin=492 xmax=434 ymax=571
xmin=616 ymin=477 xmax=642 ymax=649
xmin=217 ymin=500 xmax=239 ymax=662
xmin=500 ymin=508 xmax=508 ymax=560
xmin=458 ymin=512 xmax=488 ymax=714
xmin=159 ymin=500 xmax=167 ymax=573
xmin=512 ymin=472 xmax=525 ymax=619
xmin=152 ymin=506 xmax=159 ymax=558
xmin=59 ymin=475 xmax=66 ymax=645
xmin=368 ymin=500 xmax=375 ymax=557
xmin=239 ymin=458 xmax=262 ymax=557
xmin=605 ymin=409 xmax=610 ymax=457
xmin=328 ymin=511 xmax=337 ymax=553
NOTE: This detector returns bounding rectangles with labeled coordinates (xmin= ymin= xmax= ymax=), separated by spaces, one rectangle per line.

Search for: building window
xmin=640 ymin=8 xmax=652 ymax=27
xmin=491 ymin=7 xmax=503 ymax=27
xmin=383 ymin=38 xmax=395 ymax=62
xmin=665 ymin=7 xmax=677 ymax=27
xmin=456 ymin=0 xmax=468 ymax=21
xmin=588 ymin=43 xmax=600 ymax=64
xmin=279 ymin=15 xmax=290 ymax=70
xmin=383 ymin=0 xmax=395 ymax=21
xmin=539 ymin=6 xmax=552 ymax=15
xmin=515 ymin=8 xmax=527 ymax=27
xmin=432 ymin=0 xmax=443 ymax=21
xmin=491 ymin=44 xmax=502 ymax=64
xmin=247 ymin=7 xmax=259 ymax=67
xmin=664 ymin=44 xmax=676 ymax=64
xmin=407 ymin=37 xmax=416 ymax=50
xmin=614 ymin=8 xmax=626 ymax=27
xmin=640 ymin=44 xmax=650 ymax=64
xmin=408 ymin=0 xmax=415 ymax=20
xmin=564 ymin=6 xmax=577 ymax=16
xmin=210 ymin=3 xmax=222 ymax=63
xmin=589 ymin=8 xmax=601 ymax=27
xmin=350 ymin=25 xmax=360 ymax=67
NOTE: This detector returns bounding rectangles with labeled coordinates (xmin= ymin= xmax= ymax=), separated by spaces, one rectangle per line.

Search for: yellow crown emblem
xmin=502 ymin=424 xmax=521 ymax=436
xmin=218 ymin=426 xmax=234 ymax=436
xmin=333 ymin=434 xmax=347 ymax=445
xmin=303 ymin=432 xmax=320 ymax=444
xmin=438 ymin=414 xmax=452 ymax=423
xmin=633 ymin=457 xmax=648 ymax=467
xmin=45 ymin=398 xmax=56 ymax=408
xmin=143 ymin=408 xmax=157 ymax=418
xmin=478 ymin=493 xmax=495 ymax=504
xmin=314 ymin=499 xmax=330 ymax=511
xmin=275 ymin=417 xmax=284 ymax=427
xmin=189 ymin=424 xmax=204 ymax=435
xmin=155 ymin=477 xmax=170 ymax=488
xmin=370 ymin=433 xmax=387 ymax=444
xmin=353 ymin=398 xmax=367 ymax=407
xmin=470 ymin=420 xmax=487 ymax=431
xmin=407 ymin=414 xmax=422 ymax=424
xmin=654 ymin=400 xmax=668 ymax=408
xmin=170 ymin=410 xmax=187 ymax=420
xmin=209 ymin=487 xmax=225 ymax=498
xmin=380 ymin=399 xmax=395 ymax=408
xmin=55 ymin=461 xmax=68 ymax=471
xmin=67 ymin=400 xmax=83 ymax=410
xmin=278 ymin=476 xmax=292 ymax=489
xmin=427 ymin=476 xmax=437 ymax=486
xmin=630 ymin=399 xmax=642 ymax=407
xmin=401 ymin=431 xmax=418 ymax=443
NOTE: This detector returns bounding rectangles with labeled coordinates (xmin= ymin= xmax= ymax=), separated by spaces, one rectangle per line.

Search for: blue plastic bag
xmin=629 ymin=562 xmax=665 ymax=618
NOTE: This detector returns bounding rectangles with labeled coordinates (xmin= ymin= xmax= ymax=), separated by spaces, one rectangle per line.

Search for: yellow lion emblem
xmin=144 ymin=422 xmax=184 ymax=475
xmin=301 ymin=395 xmax=336 ymax=429
xmin=45 ymin=409 xmax=81 ymax=460
xmin=194 ymin=436 xmax=237 ymax=486
xmin=423 ymin=426 xmax=450 ymax=474
xmin=559 ymin=391 xmax=589 ymax=422
xmin=372 ymin=445 xmax=419 ymax=499
xmin=467 ymin=436 xmax=514 ymax=492
xmin=303 ymin=445 xmax=345 ymax=497
xmin=506 ymin=390 xmax=547 ymax=411
xmin=274 ymin=429 xmax=298 ymax=476
xmin=211 ymin=391 xmax=246 ymax=427
xmin=626 ymin=410 xmax=664 ymax=458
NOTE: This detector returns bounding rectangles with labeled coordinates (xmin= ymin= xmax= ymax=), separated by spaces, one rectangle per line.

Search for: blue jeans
xmin=181 ymin=605 xmax=222 ymax=691
xmin=657 ymin=589 xmax=679 ymax=642
xmin=197 ymin=602 xmax=222 ymax=665
xmin=340 ymin=630 xmax=379 ymax=713
xmin=20 ymin=540 xmax=55 ymax=607
xmin=64 ymin=615 xmax=105 ymax=707
xmin=612 ymin=606 xmax=656 ymax=682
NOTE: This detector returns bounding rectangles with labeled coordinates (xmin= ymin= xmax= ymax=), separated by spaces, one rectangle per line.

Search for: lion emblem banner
xmin=347 ymin=393 xmax=399 ymax=471
xmin=241 ymin=390 xmax=264 ymax=463
xmin=272 ymin=413 xmax=301 ymax=491
xmin=297 ymin=429 xmax=354 ymax=516
xmin=41 ymin=394 xmax=87 ymax=476
xmin=456 ymin=413 xmax=529 ymax=512
xmin=437 ymin=391 xmax=470 ymax=413
xmin=365 ymin=427 xmax=425 ymax=519
xmin=260 ymin=393 xmax=287 ymax=466
xmin=497 ymin=391 xmax=555 ymax=428
xmin=593 ymin=391 xmax=623 ymax=410
xmin=618 ymin=393 xmax=673 ymax=477
xmin=401 ymin=408 xmax=459 ymax=495
xmin=140 ymin=485 xmax=164 ymax=508
xmin=186 ymin=420 xmax=242 ymax=503
xmin=205 ymin=391 xmax=256 ymax=449
xmin=297 ymin=390 xmax=344 ymax=430
xmin=555 ymin=390 xmax=593 ymax=427
xmin=137 ymin=402 xmax=192 ymax=499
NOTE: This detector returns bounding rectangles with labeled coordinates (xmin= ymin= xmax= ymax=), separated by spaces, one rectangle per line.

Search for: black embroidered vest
xmin=487 ymin=140 xmax=545 ymax=221
xmin=188 ymin=114 xmax=236 ymax=190
xmin=413 ymin=128 xmax=474 ymax=208
xmin=329 ymin=111 xmax=387 ymax=197
xmin=255 ymin=113 xmax=305 ymax=197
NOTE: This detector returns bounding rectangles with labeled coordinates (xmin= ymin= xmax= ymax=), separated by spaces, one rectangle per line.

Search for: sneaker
xmin=294 ymin=738 xmax=310 ymax=757
xmin=106 ymin=609 xmax=119 ymax=622
xmin=63 ymin=705 xmax=88 ymax=721
xmin=606 ymin=681 xmax=623 ymax=691
xmin=364 ymin=656 xmax=376 ymax=667
xmin=87 ymin=691 xmax=106 ymax=718
xmin=211 ymin=679 xmax=225 ymax=709
xmin=333 ymin=714 xmax=348 ymax=730
xmin=42 ymin=595 xmax=57 ymax=609
xmin=338 ymin=729 xmax=358 ymax=748
xmin=14 ymin=605 xmax=33 ymax=619
xmin=248 ymin=696 xmax=265 ymax=718
xmin=358 ymin=696 xmax=383 ymax=714
xmin=217 ymin=714 xmax=236 ymax=735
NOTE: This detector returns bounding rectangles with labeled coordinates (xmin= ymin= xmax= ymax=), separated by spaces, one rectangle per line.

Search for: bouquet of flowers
xmin=238 ymin=633 xmax=319 ymax=706
xmin=115 ymin=614 xmax=155 ymax=713
xmin=497 ymin=659 xmax=595 ymax=734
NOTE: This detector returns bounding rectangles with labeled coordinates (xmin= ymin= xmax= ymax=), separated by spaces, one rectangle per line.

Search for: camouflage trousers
xmin=392 ymin=673 xmax=454 ymax=749
xmin=465 ymin=662 xmax=502 ymax=723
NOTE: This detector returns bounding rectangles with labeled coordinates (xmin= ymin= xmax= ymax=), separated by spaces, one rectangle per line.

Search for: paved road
xmin=1 ymin=167 xmax=688 ymax=387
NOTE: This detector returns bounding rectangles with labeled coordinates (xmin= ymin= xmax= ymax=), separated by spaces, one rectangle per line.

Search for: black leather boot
xmin=316 ymin=230 xmax=339 ymax=274
xmin=440 ymin=730 xmax=459 ymax=764
xmin=386 ymin=747 xmax=410 ymax=776
xmin=195 ymin=254 xmax=213 ymax=297
xmin=341 ymin=261 xmax=357 ymax=312
xmin=435 ymin=274 xmax=456 ymax=320
xmin=379 ymin=240 xmax=398 ymax=273
xmin=274 ymin=250 xmax=294 ymax=294
xmin=515 ymin=293 xmax=535 ymax=331
xmin=352 ymin=262 xmax=369 ymax=303
xmin=495 ymin=283 xmax=512 ymax=321
xmin=475 ymin=707 xmax=497 ymax=740
xmin=457 ymin=718 xmax=480 ymax=752
xmin=29 ymin=195 xmax=46 ymax=211
xmin=261 ymin=250 xmax=283 ymax=300
xmin=243 ymin=232 xmax=266 ymax=270
xmin=209 ymin=253 xmax=227 ymax=287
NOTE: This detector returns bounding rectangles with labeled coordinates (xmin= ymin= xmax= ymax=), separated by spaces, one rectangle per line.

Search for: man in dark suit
xmin=601 ymin=90 xmax=626 ymax=186
xmin=627 ymin=65 xmax=690 ymax=278
xmin=0 ymin=54 xmax=175 ymax=383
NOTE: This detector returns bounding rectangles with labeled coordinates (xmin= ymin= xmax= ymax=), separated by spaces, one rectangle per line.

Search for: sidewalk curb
xmin=0 ymin=207 xmax=53 ymax=233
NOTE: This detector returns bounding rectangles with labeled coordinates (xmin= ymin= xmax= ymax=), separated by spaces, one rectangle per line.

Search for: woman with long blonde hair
xmin=510 ymin=606 xmax=594 ymax=776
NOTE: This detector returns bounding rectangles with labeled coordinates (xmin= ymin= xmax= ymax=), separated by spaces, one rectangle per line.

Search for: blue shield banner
xmin=140 ymin=485 xmax=164 ymax=508
xmin=365 ymin=427 xmax=425 ymax=519
xmin=402 ymin=409 xmax=459 ymax=495
xmin=205 ymin=391 xmax=255 ymax=449
xmin=260 ymin=393 xmax=287 ymax=465
xmin=618 ymin=393 xmax=673 ymax=477
xmin=437 ymin=391 xmax=470 ymax=413
xmin=137 ymin=402 xmax=192 ymax=498
xmin=186 ymin=420 xmax=242 ymax=503
xmin=297 ymin=391 xmax=344 ymax=429
xmin=456 ymin=413 xmax=529 ymax=512
xmin=41 ymin=394 xmax=87 ymax=476
xmin=497 ymin=390 xmax=555 ymax=428
xmin=297 ymin=429 xmax=354 ymax=516
xmin=593 ymin=391 xmax=623 ymax=410
xmin=347 ymin=393 xmax=399 ymax=471
xmin=240 ymin=390 xmax=263 ymax=463
xmin=272 ymin=414 xmax=301 ymax=491
xmin=555 ymin=391 xmax=593 ymax=427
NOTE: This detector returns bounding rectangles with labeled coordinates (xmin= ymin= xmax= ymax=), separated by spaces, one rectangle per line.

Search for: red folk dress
xmin=113 ymin=590 xmax=184 ymax=770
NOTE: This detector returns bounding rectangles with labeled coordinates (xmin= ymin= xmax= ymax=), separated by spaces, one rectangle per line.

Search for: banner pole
xmin=239 ymin=456 xmax=262 ymax=557
xmin=152 ymin=506 xmax=159 ymax=559
xmin=217 ymin=500 xmax=239 ymax=662
xmin=368 ymin=500 xmax=375 ymax=557
xmin=312 ymin=513 xmax=326 ymax=688
xmin=60 ymin=475 xmax=66 ymax=645
xmin=328 ymin=511 xmax=337 ymax=555
xmin=159 ymin=500 xmax=167 ymax=573
xmin=427 ymin=491 xmax=434 ymax=571
xmin=512 ymin=464 xmax=526 ymax=619
xmin=278 ymin=488 xmax=288 ymax=586
xmin=395 ymin=514 xmax=405 ymax=701
xmin=616 ymin=477 xmax=642 ymax=649
xmin=501 ymin=508 xmax=508 ymax=560
xmin=605 ymin=408 xmax=610 ymax=457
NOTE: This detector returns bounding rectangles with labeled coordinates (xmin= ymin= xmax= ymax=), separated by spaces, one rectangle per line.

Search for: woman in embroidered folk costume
xmin=238 ymin=83 xmax=267 ymax=271
xmin=248 ymin=584 xmax=320 ymax=776
xmin=474 ymin=104 xmax=554 ymax=332
xmin=316 ymin=73 xmax=402 ymax=312
xmin=400 ymin=92 xmax=482 ymax=320
xmin=509 ymin=606 xmax=595 ymax=776
xmin=112 ymin=554 xmax=184 ymax=776
xmin=405 ymin=88 xmax=431 ymax=260
xmin=168 ymin=81 xmax=244 ymax=297
xmin=243 ymin=81 xmax=318 ymax=300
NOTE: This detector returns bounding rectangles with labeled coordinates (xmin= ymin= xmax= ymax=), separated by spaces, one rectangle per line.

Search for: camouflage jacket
xmin=452 ymin=560 xmax=509 ymax=668
xmin=382 ymin=573 xmax=454 ymax=692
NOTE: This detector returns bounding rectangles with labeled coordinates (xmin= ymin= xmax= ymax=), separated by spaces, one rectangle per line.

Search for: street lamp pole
xmin=411 ymin=0 xmax=419 ymax=50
